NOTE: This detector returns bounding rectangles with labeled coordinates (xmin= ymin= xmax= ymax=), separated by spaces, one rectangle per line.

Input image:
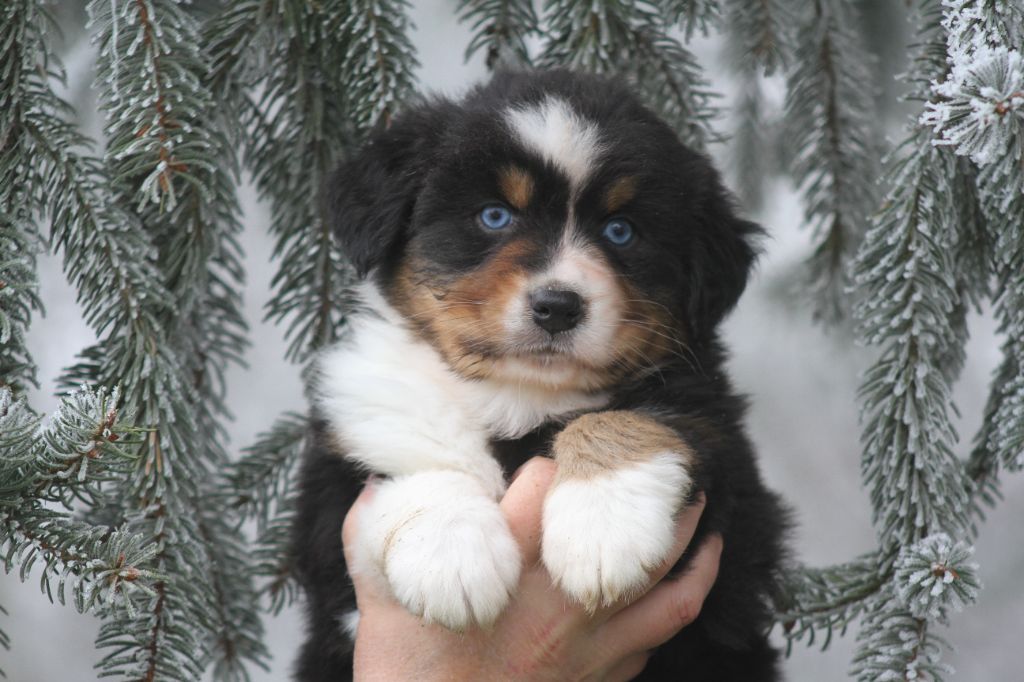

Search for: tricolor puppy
xmin=293 ymin=70 xmax=789 ymax=681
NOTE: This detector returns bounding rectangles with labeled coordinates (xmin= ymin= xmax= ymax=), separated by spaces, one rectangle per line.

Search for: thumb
xmin=341 ymin=479 xmax=389 ymax=607
xmin=500 ymin=457 xmax=557 ymax=566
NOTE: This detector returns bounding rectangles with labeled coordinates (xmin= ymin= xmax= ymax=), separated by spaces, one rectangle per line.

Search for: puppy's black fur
xmin=293 ymin=70 xmax=790 ymax=681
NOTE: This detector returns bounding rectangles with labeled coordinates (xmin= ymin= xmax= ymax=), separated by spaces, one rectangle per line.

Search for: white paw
xmin=541 ymin=453 xmax=691 ymax=611
xmin=353 ymin=471 xmax=521 ymax=630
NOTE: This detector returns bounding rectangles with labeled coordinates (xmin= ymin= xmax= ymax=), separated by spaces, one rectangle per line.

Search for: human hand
xmin=344 ymin=457 xmax=723 ymax=682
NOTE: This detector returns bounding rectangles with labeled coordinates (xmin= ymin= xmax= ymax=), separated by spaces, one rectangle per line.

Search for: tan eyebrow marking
xmin=604 ymin=175 xmax=637 ymax=213
xmin=498 ymin=165 xmax=535 ymax=210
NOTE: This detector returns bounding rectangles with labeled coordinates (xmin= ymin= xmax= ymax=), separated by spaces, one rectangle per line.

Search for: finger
xmin=596 ymin=533 xmax=723 ymax=658
xmin=341 ymin=480 xmax=378 ymax=551
xmin=602 ymin=651 xmax=651 ymax=682
xmin=500 ymin=457 xmax=557 ymax=565
xmin=341 ymin=481 xmax=387 ymax=606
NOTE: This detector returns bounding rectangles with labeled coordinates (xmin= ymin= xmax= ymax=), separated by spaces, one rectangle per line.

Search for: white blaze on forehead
xmin=504 ymin=96 xmax=603 ymax=190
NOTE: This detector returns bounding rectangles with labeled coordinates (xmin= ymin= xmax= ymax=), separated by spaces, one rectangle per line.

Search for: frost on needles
xmin=2 ymin=1 xmax=1023 ymax=681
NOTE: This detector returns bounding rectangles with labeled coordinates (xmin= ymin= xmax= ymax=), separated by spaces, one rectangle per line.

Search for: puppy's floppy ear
xmin=687 ymin=185 xmax=763 ymax=335
xmin=324 ymin=104 xmax=448 ymax=277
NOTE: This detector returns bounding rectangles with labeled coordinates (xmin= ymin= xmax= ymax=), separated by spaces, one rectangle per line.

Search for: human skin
xmin=343 ymin=456 xmax=724 ymax=682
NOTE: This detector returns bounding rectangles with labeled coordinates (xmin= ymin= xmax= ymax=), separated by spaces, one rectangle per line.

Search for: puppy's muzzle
xmin=529 ymin=288 xmax=584 ymax=334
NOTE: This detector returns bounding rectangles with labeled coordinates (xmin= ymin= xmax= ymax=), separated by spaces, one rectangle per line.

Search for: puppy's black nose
xmin=530 ymin=289 xmax=583 ymax=334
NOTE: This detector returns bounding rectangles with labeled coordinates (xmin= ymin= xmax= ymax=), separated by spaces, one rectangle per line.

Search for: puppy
xmin=292 ymin=70 xmax=789 ymax=681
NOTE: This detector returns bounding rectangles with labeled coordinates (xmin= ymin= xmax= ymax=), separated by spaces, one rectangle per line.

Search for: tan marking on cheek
xmin=604 ymin=176 xmax=637 ymax=213
xmin=551 ymin=411 xmax=694 ymax=481
xmin=499 ymin=166 xmax=535 ymax=210
xmin=390 ymin=243 xmax=535 ymax=380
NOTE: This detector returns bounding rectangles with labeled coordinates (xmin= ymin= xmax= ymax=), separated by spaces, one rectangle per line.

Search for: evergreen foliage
xmin=722 ymin=0 xmax=792 ymax=210
xmin=459 ymin=0 xmax=539 ymax=68
xmin=784 ymin=0 xmax=879 ymax=323
xmin=537 ymin=0 xmax=719 ymax=149
xmin=1 ymin=0 xmax=1021 ymax=680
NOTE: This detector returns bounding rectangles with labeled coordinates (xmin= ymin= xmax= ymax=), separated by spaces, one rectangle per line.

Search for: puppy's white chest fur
xmin=315 ymin=284 xmax=608 ymax=491
xmin=315 ymin=284 xmax=688 ymax=630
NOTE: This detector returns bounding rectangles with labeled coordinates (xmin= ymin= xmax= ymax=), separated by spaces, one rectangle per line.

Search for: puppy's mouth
xmin=507 ymin=338 xmax=578 ymax=358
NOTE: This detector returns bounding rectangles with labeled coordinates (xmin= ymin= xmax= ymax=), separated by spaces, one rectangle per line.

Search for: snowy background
xmin=6 ymin=1 xmax=1023 ymax=680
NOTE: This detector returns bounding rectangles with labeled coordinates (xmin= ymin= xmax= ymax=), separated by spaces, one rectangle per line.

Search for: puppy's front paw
xmin=354 ymin=471 xmax=520 ymax=630
xmin=542 ymin=454 xmax=691 ymax=611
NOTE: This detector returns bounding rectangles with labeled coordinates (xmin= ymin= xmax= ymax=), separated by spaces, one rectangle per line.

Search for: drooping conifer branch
xmin=785 ymin=0 xmax=879 ymax=323
xmin=79 ymin=0 xmax=260 ymax=677
xmin=458 ymin=0 xmax=539 ymax=68
xmin=539 ymin=0 xmax=720 ymax=150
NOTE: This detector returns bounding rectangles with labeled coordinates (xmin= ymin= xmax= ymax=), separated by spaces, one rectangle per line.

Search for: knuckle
xmin=668 ymin=591 xmax=702 ymax=627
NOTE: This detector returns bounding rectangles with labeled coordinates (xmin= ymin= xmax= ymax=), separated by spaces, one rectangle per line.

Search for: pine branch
xmin=631 ymin=24 xmax=720 ymax=149
xmin=93 ymin=496 xmax=221 ymax=681
xmin=785 ymin=0 xmax=880 ymax=324
xmin=724 ymin=0 xmax=793 ymax=74
xmin=0 ymin=216 xmax=41 ymax=397
xmin=854 ymin=132 xmax=970 ymax=550
xmin=227 ymin=416 xmax=308 ymax=615
xmin=658 ymin=0 xmax=720 ymax=39
xmin=922 ymin=1 xmax=1024 ymax=478
xmin=207 ymin=0 xmax=372 ymax=364
xmin=458 ymin=0 xmax=539 ymax=69
xmin=965 ymin=346 xmax=1014 ymax=528
xmin=197 ymin=509 xmax=271 ymax=681
xmin=91 ymin=0 xmax=219 ymax=210
xmin=0 ymin=387 xmax=144 ymax=508
xmin=851 ymin=592 xmax=953 ymax=682
xmin=3 ymin=1 xmax=167 ymax=398
xmin=893 ymin=533 xmax=981 ymax=621
xmin=0 ymin=4 xmax=44 ymax=396
xmin=727 ymin=71 xmax=771 ymax=210
xmin=1 ymin=389 xmax=161 ymax=615
xmin=723 ymin=0 xmax=794 ymax=210
xmin=78 ymin=1 xmax=261 ymax=677
xmin=230 ymin=413 xmax=308 ymax=531
xmin=776 ymin=553 xmax=888 ymax=653
xmin=539 ymin=0 xmax=720 ymax=150
xmin=836 ymin=7 xmax=999 ymax=679
xmin=334 ymin=0 xmax=419 ymax=132
xmin=949 ymin=158 xmax=990 ymax=311
xmin=4 ymin=1 xmax=172 ymax=379
xmin=252 ymin=497 xmax=300 ymax=616
xmin=851 ymin=1 xmax=976 ymax=551
xmin=0 ymin=13 xmax=204 ymax=679
xmin=1 ymin=509 xmax=161 ymax=614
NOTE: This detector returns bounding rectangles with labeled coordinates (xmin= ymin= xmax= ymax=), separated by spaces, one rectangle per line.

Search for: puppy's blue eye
xmin=602 ymin=218 xmax=634 ymax=246
xmin=479 ymin=205 xmax=513 ymax=230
